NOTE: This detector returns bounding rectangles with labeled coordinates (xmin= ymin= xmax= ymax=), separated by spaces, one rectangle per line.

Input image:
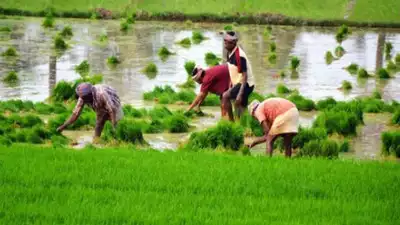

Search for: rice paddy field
xmin=0 ymin=2 xmax=400 ymax=223
xmin=0 ymin=144 xmax=399 ymax=224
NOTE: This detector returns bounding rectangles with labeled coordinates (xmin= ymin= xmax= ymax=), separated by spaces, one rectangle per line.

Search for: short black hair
xmin=191 ymin=67 xmax=205 ymax=76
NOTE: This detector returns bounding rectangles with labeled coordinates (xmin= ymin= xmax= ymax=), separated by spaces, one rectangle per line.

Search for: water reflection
xmin=0 ymin=18 xmax=399 ymax=104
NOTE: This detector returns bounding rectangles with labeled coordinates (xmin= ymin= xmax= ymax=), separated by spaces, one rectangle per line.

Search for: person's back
xmin=92 ymin=84 xmax=122 ymax=119
xmin=254 ymin=97 xmax=296 ymax=124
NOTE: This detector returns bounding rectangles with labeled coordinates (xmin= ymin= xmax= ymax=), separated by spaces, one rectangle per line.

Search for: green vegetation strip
xmin=0 ymin=145 xmax=399 ymax=224
xmin=1 ymin=0 xmax=400 ymax=27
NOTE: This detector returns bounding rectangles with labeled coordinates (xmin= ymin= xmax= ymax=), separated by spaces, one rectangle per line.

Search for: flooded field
xmin=0 ymin=17 xmax=399 ymax=159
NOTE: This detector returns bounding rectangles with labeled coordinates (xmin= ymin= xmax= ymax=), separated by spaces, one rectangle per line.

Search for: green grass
xmin=349 ymin=0 xmax=400 ymax=23
xmin=0 ymin=145 xmax=399 ymax=224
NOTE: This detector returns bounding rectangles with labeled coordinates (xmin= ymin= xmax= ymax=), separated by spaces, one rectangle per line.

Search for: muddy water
xmin=0 ymin=17 xmax=399 ymax=158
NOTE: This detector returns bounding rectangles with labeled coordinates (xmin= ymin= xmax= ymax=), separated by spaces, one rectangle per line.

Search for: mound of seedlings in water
xmin=372 ymin=90 xmax=382 ymax=99
xmin=384 ymin=42 xmax=393 ymax=59
xmin=74 ymin=60 xmax=90 ymax=75
xmin=158 ymin=46 xmax=174 ymax=61
xmin=313 ymin=110 xmax=358 ymax=136
xmin=287 ymin=93 xmax=315 ymax=111
xmin=126 ymin=15 xmax=135 ymax=24
xmin=290 ymin=56 xmax=300 ymax=71
xmin=123 ymin=105 xmax=147 ymax=118
xmin=33 ymin=102 xmax=67 ymax=115
xmin=178 ymin=76 xmax=196 ymax=89
xmin=202 ymin=94 xmax=220 ymax=106
xmin=276 ymin=83 xmax=292 ymax=95
xmin=248 ymin=91 xmax=267 ymax=102
xmin=339 ymin=139 xmax=350 ymax=152
xmin=335 ymin=24 xmax=351 ymax=44
xmin=377 ymin=68 xmax=391 ymax=79
xmin=98 ymin=34 xmax=108 ymax=43
xmin=165 ymin=114 xmax=189 ymax=133
xmin=279 ymin=70 xmax=286 ymax=78
xmin=316 ymin=97 xmax=337 ymax=110
xmin=345 ymin=63 xmax=359 ymax=75
xmin=392 ymin=110 xmax=400 ymax=125
xmin=395 ymin=54 xmax=400 ymax=66
xmin=386 ymin=60 xmax=398 ymax=72
xmin=334 ymin=46 xmax=346 ymax=58
xmin=107 ymin=56 xmax=120 ymax=65
xmin=142 ymin=63 xmax=158 ymax=79
xmin=54 ymin=35 xmax=68 ymax=50
xmin=298 ymin=139 xmax=339 ymax=159
xmin=268 ymin=53 xmax=277 ymax=64
xmin=184 ymin=120 xmax=244 ymax=151
xmin=357 ymin=68 xmax=370 ymax=78
xmin=59 ymin=25 xmax=73 ymax=38
xmin=42 ymin=13 xmax=54 ymax=28
xmin=381 ymin=131 xmax=400 ymax=157
xmin=192 ymin=31 xmax=207 ymax=44
xmin=340 ymin=80 xmax=352 ymax=91
xmin=185 ymin=20 xmax=193 ymax=27
xmin=177 ymin=38 xmax=191 ymax=48
xmin=120 ymin=20 xmax=129 ymax=32
xmin=0 ymin=99 xmax=35 ymax=113
xmin=51 ymin=80 xmax=75 ymax=101
xmin=2 ymin=71 xmax=19 ymax=83
xmin=205 ymin=52 xmax=221 ymax=66
xmin=291 ymin=127 xmax=328 ymax=149
xmin=102 ymin=119 xmax=147 ymax=145
xmin=223 ymin=24 xmax=234 ymax=31
xmin=325 ymin=51 xmax=335 ymax=65
xmin=0 ymin=26 xmax=11 ymax=32
xmin=51 ymin=135 xmax=70 ymax=148
xmin=48 ymin=110 xmax=96 ymax=131
xmin=361 ymin=98 xmax=391 ymax=113
xmin=1 ymin=47 xmax=18 ymax=57
xmin=269 ymin=42 xmax=276 ymax=52
xmin=184 ymin=61 xmax=196 ymax=75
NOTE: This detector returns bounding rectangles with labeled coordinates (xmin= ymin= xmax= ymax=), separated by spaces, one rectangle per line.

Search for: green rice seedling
xmin=60 ymin=25 xmax=73 ymax=38
xmin=276 ymin=83 xmax=292 ymax=94
xmin=325 ymin=51 xmax=335 ymax=65
xmin=372 ymin=89 xmax=382 ymax=99
xmin=316 ymin=97 xmax=337 ymax=110
xmin=248 ymin=91 xmax=265 ymax=102
xmin=14 ymin=129 xmax=28 ymax=143
xmin=115 ymin=119 xmax=146 ymax=144
xmin=31 ymin=125 xmax=53 ymax=140
xmin=2 ymin=71 xmax=19 ymax=83
xmin=192 ymin=31 xmax=206 ymax=44
xmin=298 ymin=139 xmax=339 ymax=159
xmin=185 ymin=120 xmax=244 ymax=151
xmin=143 ymin=86 xmax=174 ymax=101
xmin=335 ymin=24 xmax=351 ymax=44
xmin=142 ymin=63 xmax=158 ymax=79
xmin=395 ymin=53 xmax=400 ymax=66
xmin=51 ymin=80 xmax=75 ymax=101
xmin=51 ymin=135 xmax=69 ymax=148
xmin=185 ymin=20 xmax=193 ymax=27
xmin=177 ymin=38 xmax=191 ymax=48
xmin=377 ymin=68 xmax=391 ymax=79
xmin=107 ymin=56 xmax=120 ymax=65
xmin=268 ymin=53 xmax=277 ymax=64
xmin=240 ymin=112 xmax=264 ymax=137
xmin=177 ymin=76 xmax=196 ymax=89
xmin=269 ymin=41 xmax=276 ymax=52
xmin=1 ymin=47 xmax=17 ymax=57
xmin=158 ymin=46 xmax=174 ymax=61
xmin=177 ymin=89 xmax=196 ymax=103
xmin=0 ymin=26 xmax=11 ymax=32
xmin=184 ymin=61 xmax=196 ymax=75
xmin=386 ymin=60 xmax=398 ymax=72
xmin=143 ymin=119 xmax=164 ymax=134
xmin=357 ymin=68 xmax=370 ymax=78
xmin=279 ymin=70 xmax=286 ymax=78
xmin=122 ymin=105 xmax=146 ymax=118
xmin=392 ymin=110 xmax=400 ymax=125
xmin=287 ymin=93 xmax=315 ymax=111
xmin=98 ymin=34 xmax=108 ymax=42
xmin=148 ymin=106 xmax=173 ymax=120
xmin=360 ymin=98 xmax=386 ymax=113
xmin=381 ymin=131 xmax=400 ymax=157
xmin=88 ymin=74 xmax=103 ymax=84
xmin=21 ymin=114 xmax=44 ymax=128
xmin=341 ymin=80 xmax=352 ymax=91
xmin=224 ymin=24 xmax=234 ymax=31
xmin=331 ymin=101 xmax=364 ymax=125
xmin=339 ymin=139 xmax=350 ymax=152
xmin=292 ymin=127 xmax=328 ymax=149
xmin=202 ymin=94 xmax=220 ymax=106
xmin=74 ymin=60 xmax=90 ymax=76
xmin=126 ymin=16 xmax=135 ymax=24
xmin=42 ymin=13 xmax=54 ymax=28
xmin=120 ymin=20 xmax=129 ymax=31
xmin=165 ymin=114 xmax=189 ymax=133
xmin=384 ymin=42 xmax=393 ymax=59
xmin=54 ymin=35 xmax=68 ymax=50
xmin=345 ymin=63 xmax=359 ymax=75
xmin=313 ymin=110 xmax=358 ymax=136
xmin=205 ymin=52 xmax=221 ymax=66
xmin=334 ymin=46 xmax=345 ymax=58
xmin=26 ymin=131 xmax=44 ymax=144
xmin=290 ymin=56 xmax=300 ymax=70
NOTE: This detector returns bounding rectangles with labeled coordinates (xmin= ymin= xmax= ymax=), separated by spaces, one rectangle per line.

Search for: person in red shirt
xmin=185 ymin=64 xmax=231 ymax=117
xmin=246 ymin=98 xmax=299 ymax=157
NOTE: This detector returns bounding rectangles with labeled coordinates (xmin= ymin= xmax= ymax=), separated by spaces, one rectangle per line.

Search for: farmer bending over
xmin=246 ymin=98 xmax=299 ymax=157
xmin=57 ymin=83 xmax=123 ymax=138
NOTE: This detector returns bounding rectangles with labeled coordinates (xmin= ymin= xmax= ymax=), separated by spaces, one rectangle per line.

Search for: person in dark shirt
xmin=222 ymin=31 xmax=254 ymax=121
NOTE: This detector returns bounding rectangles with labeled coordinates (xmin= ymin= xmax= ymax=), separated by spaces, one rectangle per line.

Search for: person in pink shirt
xmin=246 ymin=98 xmax=299 ymax=157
